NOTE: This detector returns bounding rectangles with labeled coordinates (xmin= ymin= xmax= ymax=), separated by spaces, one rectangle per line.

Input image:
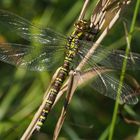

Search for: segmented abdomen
xmin=35 ymin=34 xmax=80 ymax=131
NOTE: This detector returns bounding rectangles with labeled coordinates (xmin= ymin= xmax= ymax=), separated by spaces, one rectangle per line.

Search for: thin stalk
xmin=108 ymin=1 xmax=140 ymax=140
xmin=78 ymin=0 xmax=90 ymax=20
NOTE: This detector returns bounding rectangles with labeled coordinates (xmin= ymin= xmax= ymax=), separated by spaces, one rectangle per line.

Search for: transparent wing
xmin=0 ymin=10 xmax=67 ymax=46
xmin=80 ymin=68 xmax=138 ymax=105
xmin=77 ymin=41 xmax=140 ymax=70
xmin=0 ymin=10 xmax=67 ymax=71
xmin=75 ymin=41 xmax=140 ymax=105
xmin=97 ymin=49 xmax=140 ymax=70
xmin=0 ymin=43 xmax=65 ymax=71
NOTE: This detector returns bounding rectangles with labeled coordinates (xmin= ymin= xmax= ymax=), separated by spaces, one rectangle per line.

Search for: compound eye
xmin=74 ymin=20 xmax=90 ymax=31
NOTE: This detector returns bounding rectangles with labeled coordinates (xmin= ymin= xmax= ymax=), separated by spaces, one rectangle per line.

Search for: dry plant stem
xmin=126 ymin=75 xmax=140 ymax=90
xmin=53 ymin=71 xmax=80 ymax=140
xmin=43 ymin=67 xmax=61 ymax=99
xmin=21 ymin=68 xmax=61 ymax=140
xmin=78 ymin=0 xmax=90 ymax=20
xmin=119 ymin=110 xmax=140 ymax=126
xmin=123 ymin=117 xmax=140 ymax=125
xmin=21 ymin=101 xmax=50 ymax=140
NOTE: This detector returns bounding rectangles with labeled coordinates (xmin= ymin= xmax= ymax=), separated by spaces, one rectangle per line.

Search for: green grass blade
xmin=108 ymin=1 xmax=140 ymax=140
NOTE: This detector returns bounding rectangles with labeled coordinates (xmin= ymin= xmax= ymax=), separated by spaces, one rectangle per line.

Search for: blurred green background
xmin=0 ymin=0 xmax=140 ymax=140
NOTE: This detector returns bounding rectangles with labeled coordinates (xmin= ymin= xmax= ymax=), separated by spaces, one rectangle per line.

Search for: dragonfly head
xmin=74 ymin=20 xmax=90 ymax=32
xmin=74 ymin=20 xmax=98 ymax=41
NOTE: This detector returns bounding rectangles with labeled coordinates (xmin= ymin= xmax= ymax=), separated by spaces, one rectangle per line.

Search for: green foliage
xmin=0 ymin=0 xmax=140 ymax=140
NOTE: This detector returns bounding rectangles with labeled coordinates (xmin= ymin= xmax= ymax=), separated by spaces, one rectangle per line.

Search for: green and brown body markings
xmin=36 ymin=20 xmax=96 ymax=130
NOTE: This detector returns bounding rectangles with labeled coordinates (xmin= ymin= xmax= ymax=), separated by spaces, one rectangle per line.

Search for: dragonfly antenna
xmin=78 ymin=0 xmax=90 ymax=20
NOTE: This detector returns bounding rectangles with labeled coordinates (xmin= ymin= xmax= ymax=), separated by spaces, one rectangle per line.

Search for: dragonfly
xmin=0 ymin=0 xmax=139 ymax=133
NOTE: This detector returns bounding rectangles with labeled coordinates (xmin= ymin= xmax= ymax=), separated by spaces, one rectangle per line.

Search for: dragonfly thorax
xmin=74 ymin=20 xmax=97 ymax=41
xmin=65 ymin=20 xmax=94 ymax=58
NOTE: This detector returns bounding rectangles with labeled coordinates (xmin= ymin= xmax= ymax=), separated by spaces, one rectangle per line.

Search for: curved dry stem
xmin=78 ymin=0 xmax=90 ymax=20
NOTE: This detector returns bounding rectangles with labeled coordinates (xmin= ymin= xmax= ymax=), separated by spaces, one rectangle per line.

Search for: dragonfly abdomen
xmin=36 ymin=65 xmax=69 ymax=131
xmin=35 ymin=36 xmax=82 ymax=131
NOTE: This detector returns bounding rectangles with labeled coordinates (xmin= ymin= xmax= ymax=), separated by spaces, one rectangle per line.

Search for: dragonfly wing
xmin=80 ymin=68 xmax=138 ymax=105
xmin=91 ymin=49 xmax=140 ymax=70
xmin=0 ymin=43 xmax=64 ymax=71
xmin=99 ymin=49 xmax=140 ymax=70
xmin=77 ymin=41 xmax=140 ymax=70
xmin=0 ymin=10 xmax=67 ymax=45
